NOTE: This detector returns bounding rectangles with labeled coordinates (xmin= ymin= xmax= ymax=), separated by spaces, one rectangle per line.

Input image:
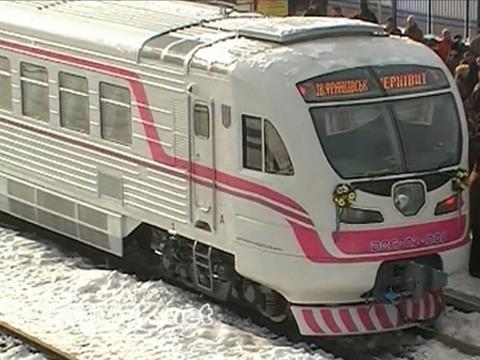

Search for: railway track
xmin=405 ymin=287 xmax=480 ymax=358
xmin=301 ymin=288 xmax=480 ymax=360
xmin=2 ymin=214 xmax=480 ymax=360
xmin=445 ymin=288 xmax=480 ymax=313
xmin=0 ymin=321 xmax=77 ymax=360
xmin=413 ymin=324 xmax=480 ymax=357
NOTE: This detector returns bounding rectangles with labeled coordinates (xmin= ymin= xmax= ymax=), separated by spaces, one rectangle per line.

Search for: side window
xmin=242 ymin=115 xmax=262 ymax=171
xmin=21 ymin=62 xmax=49 ymax=121
xmin=264 ymin=120 xmax=294 ymax=175
xmin=194 ymin=104 xmax=209 ymax=138
xmin=59 ymin=72 xmax=89 ymax=133
xmin=0 ymin=56 xmax=11 ymax=111
xmin=242 ymin=115 xmax=294 ymax=175
xmin=99 ymin=82 xmax=131 ymax=145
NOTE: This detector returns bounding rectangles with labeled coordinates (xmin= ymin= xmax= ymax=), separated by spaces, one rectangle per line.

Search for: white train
xmin=0 ymin=0 xmax=470 ymax=336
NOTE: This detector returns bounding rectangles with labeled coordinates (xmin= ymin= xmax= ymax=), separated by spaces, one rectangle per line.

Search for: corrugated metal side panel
xmin=174 ymin=99 xmax=189 ymax=160
xmin=123 ymin=170 xmax=189 ymax=224
xmin=0 ymin=120 xmax=99 ymax=193
xmin=5 ymin=177 xmax=117 ymax=253
xmin=125 ymin=71 xmax=190 ymax=225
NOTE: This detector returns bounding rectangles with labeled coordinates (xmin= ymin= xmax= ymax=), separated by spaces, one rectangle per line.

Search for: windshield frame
xmin=309 ymin=90 xmax=463 ymax=180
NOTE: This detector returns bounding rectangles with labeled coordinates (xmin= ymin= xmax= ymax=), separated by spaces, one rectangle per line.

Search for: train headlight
xmin=339 ymin=207 xmax=383 ymax=224
xmin=393 ymin=182 xmax=425 ymax=216
xmin=435 ymin=194 xmax=462 ymax=215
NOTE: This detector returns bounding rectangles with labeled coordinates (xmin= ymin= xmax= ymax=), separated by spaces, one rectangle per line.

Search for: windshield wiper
xmin=363 ymin=169 xmax=400 ymax=178
xmin=431 ymin=156 xmax=457 ymax=172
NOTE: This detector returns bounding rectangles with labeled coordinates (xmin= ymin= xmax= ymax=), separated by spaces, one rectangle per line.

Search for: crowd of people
xmin=379 ymin=11 xmax=480 ymax=279
xmin=304 ymin=1 xmax=480 ymax=278
xmin=306 ymin=2 xmax=480 ymax=144
xmin=384 ymin=15 xmax=480 ymax=279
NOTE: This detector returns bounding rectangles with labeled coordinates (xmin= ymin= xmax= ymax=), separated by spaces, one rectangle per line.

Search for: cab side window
xmin=0 ymin=56 xmax=11 ymax=111
xmin=242 ymin=115 xmax=294 ymax=175
xmin=99 ymin=82 xmax=131 ymax=145
xmin=21 ymin=62 xmax=49 ymax=122
xmin=194 ymin=104 xmax=209 ymax=139
xmin=59 ymin=72 xmax=89 ymax=133
xmin=242 ymin=115 xmax=263 ymax=171
xmin=264 ymin=120 xmax=294 ymax=175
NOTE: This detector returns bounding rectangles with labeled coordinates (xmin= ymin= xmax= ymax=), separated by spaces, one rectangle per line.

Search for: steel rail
xmin=409 ymin=287 xmax=480 ymax=357
xmin=445 ymin=288 xmax=480 ymax=313
xmin=0 ymin=321 xmax=77 ymax=360
xmin=413 ymin=324 xmax=480 ymax=357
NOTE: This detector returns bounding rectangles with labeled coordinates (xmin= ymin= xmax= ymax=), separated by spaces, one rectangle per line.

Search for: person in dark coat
xmin=470 ymin=29 xmax=480 ymax=57
xmin=404 ymin=15 xmax=424 ymax=42
xmin=304 ymin=0 xmax=324 ymax=16
xmin=385 ymin=17 xmax=402 ymax=35
xmin=351 ymin=0 xmax=378 ymax=23
xmin=455 ymin=64 xmax=472 ymax=102
xmin=447 ymin=37 xmax=467 ymax=74
xmin=470 ymin=67 xmax=480 ymax=118
xmin=468 ymin=68 xmax=480 ymax=160
xmin=330 ymin=5 xmax=344 ymax=17
xmin=469 ymin=153 xmax=480 ymax=278
xmin=459 ymin=51 xmax=480 ymax=95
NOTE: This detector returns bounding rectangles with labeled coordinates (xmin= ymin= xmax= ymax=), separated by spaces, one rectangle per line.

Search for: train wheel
xmin=239 ymin=280 xmax=290 ymax=322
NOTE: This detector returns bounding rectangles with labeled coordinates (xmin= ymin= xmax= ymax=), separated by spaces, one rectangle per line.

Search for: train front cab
xmin=229 ymin=39 xmax=470 ymax=336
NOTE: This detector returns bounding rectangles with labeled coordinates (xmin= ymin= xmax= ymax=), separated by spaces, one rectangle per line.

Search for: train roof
xmin=0 ymin=0 xmax=385 ymax=68
xmin=0 ymin=0 xmax=235 ymax=62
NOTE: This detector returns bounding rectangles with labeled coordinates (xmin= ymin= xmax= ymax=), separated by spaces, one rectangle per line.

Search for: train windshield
xmin=311 ymin=93 xmax=461 ymax=179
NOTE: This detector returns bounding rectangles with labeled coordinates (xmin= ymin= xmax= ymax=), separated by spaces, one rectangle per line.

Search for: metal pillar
xmin=377 ymin=0 xmax=382 ymax=24
xmin=466 ymin=0 xmax=471 ymax=40
xmin=477 ymin=0 xmax=480 ymax=30
xmin=427 ymin=0 xmax=432 ymax=34
xmin=391 ymin=0 xmax=397 ymax=28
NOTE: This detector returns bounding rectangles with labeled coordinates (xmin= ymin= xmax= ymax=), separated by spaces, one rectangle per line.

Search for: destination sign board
xmin=297 ymin=65 xmax=448 ymax=102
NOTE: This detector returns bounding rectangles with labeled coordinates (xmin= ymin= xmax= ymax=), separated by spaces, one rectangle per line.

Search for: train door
xmin=191 ymin=100 xmax=216 ymax=232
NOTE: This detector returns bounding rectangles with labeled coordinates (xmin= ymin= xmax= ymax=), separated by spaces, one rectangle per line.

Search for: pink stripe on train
xmin=0 ymin=38 xmax=470 ymax=263
xmin=333 ymin=216 xmax=467 ymax=255
xmin=0 ymin=38 xmax=308 ymax=216
xmin=292 ymin=291 xmax=443 ymax=336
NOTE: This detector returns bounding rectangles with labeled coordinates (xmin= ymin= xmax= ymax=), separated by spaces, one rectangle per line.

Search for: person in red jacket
xmin=436 ymin=28 xmax=453 ymax=62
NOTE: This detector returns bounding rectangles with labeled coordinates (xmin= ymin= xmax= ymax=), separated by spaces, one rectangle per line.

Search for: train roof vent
xmin=206 ymin=16 xmax=385 ymax=43
xmin=12 ymin=0 xmax=73 ymax=11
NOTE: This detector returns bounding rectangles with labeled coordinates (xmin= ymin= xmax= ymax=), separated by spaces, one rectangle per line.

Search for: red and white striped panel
xmin=291 ymin=291 xmax=443 ymax=336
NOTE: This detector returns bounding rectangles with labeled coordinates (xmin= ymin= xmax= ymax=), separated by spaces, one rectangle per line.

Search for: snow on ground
xmin=440 ymin=269 xmax=480 ymax=349
xmin=335 ymin=325 xmax=480 ymax=360
xmin=395 ymin=339 xmax=479 ymax=360
xmin=0 ymin=225 xmax=479 ymax=360
xmin=0 ymin=228 xmax=333 ymax=360
xmin=0 ymin=332 xmax=45 ymax=360
xmin=448 ymin=270 xmax=480 ymax=299
xmin=437 ymin=307 xmax=480 ymax=347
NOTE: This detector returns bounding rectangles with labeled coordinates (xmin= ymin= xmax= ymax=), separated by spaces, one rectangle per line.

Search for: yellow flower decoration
xmin=333 ymin=184 xmax=356 ymax=208
xmin=451 ymin=168 xmax=468 ymax=192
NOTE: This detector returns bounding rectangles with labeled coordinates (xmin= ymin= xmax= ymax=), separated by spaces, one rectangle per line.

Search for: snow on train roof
xmin=189 ymin=16 xmax=385 ymax=73
xmin=0 ymin=0 xmax=248 ymax=61
xmin=0 ymin=0 xmax=385 ymax=66
xmin=206 ymin=16 xmax=384 ymax=43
